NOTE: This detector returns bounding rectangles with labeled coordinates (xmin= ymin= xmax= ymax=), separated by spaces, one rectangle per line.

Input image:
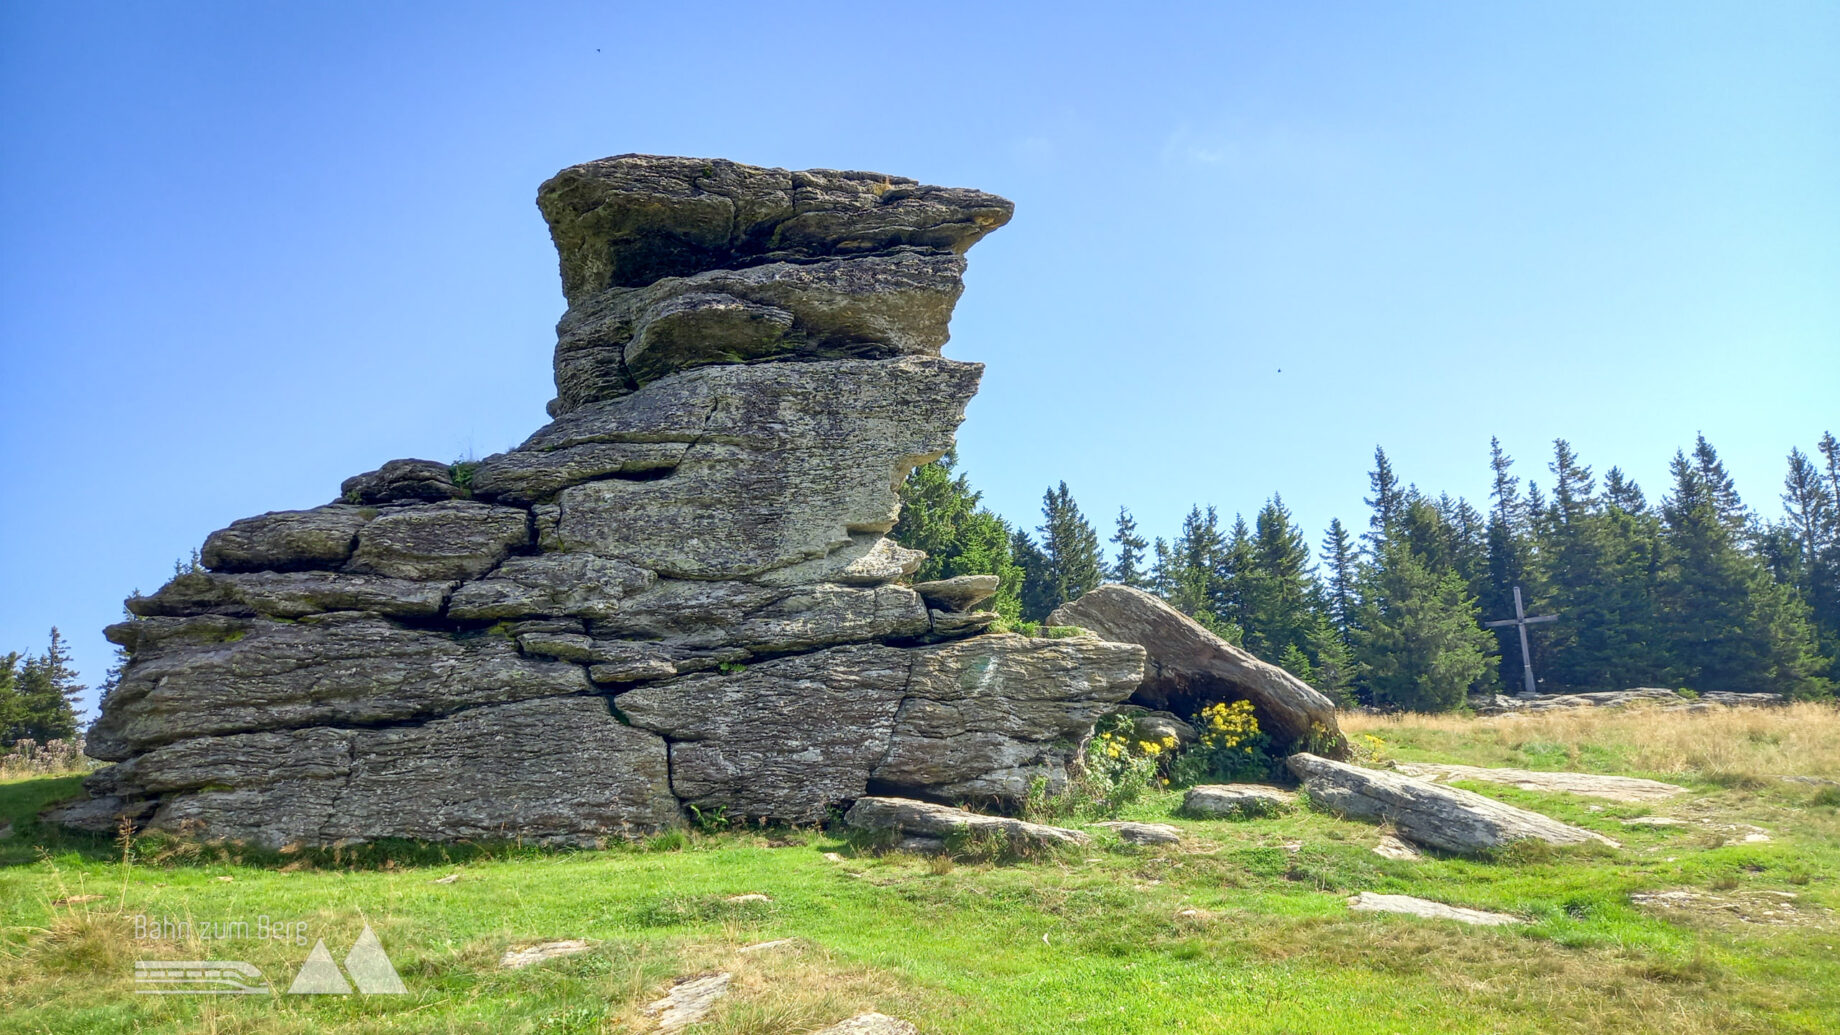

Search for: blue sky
xmin=3 ymin=2 xmax=1836 ymax=715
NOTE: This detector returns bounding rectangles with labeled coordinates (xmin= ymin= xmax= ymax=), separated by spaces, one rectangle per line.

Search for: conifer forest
xmin=894 ymin=431 xmax=1840 ymax=711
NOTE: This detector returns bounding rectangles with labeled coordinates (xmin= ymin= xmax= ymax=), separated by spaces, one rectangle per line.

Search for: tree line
xmin=0 ymin=628 xmax=86 ymax=745
xmin=894 ymin=431 xmax=1839 ymax=711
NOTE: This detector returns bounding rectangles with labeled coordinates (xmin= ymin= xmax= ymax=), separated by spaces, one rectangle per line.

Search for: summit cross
xmin=1483 ymin=585 xmax=1557 ymax=697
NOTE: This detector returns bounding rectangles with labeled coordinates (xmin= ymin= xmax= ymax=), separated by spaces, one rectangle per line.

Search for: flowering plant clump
xmin=1170 ymin=699 xmax=1272 ymax=785
xmin=1078 ymin=713 xmax=1172 ymax=808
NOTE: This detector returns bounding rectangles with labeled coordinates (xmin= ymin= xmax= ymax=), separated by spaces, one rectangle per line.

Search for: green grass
xmin=3 ymin=717 xmax=1838 ymax=1034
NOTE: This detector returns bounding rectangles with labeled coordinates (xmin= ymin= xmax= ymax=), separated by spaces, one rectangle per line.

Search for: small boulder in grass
xmin=1093 ymin=821 xmax=1182 ymax=845
xmin=1182 ymin=784 xmax=1296 ymax=818
xmin=1348 ymin=892 xmax=1523 ymax=927
xmin=843 ymin=796 xmax=1091 ymax=850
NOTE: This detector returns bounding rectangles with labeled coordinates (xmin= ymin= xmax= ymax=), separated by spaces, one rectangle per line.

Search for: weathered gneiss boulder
xmin=1049 ymin=584 xmax=1346 ymax=756
xmin=842 ymin=796 xmax=1091 ymax=851
xmin=52 ymin=155 xmax=1142 ymax=847
xmin=1287 ymin=753 xmax=1618 ymax=856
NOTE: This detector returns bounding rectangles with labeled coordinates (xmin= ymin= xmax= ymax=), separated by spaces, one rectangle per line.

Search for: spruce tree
xmin=14 ymin=628 xmax=84 ymax=742
xmin=891 ymin=452 xmax=1024 ymax=619
xmin=1308 ymin=616 xmax=1358 ymax=705
xmin=1109 ymin=507 xmax=1150 ymax=588
xmin=1215 ymin=515 xmax=1256 ymax=633
xmin=1035 ymin=482 xmax=1105 ymax=614
xmin=1777 ymin=441 xmax=1840 ymax=680
xmin=1353 ymin=536 xmax=1495 ymax=712
xmin=1364 ymin=446 xmax=1407 ymax=544
xmin=1351 ymin=452 xmax=1495 ymax=711
xmin=1010 ymin=529 xmax=1058 ymax=623
xmin=1159 ymin=506 xmax=1224 ymax=621
xmin=1320 ymin=519 xmax=1359 ymax=644
xmin=1240 ymin=496 xmax=1317 ymax=663
xmin=1537 ymin=440 xmax=1667 ymax=691
xmin=1656 ymin=439 xmax=1830 ymax=697
xmin=0 ymin=653 xmax=24 ymax=745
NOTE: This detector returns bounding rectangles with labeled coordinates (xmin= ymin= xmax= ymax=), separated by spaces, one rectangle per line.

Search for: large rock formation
xmin=54 ymin=155 xmax=1145 ymax=848
xmin=1049 ymin=584 xmax=1346 ymax=756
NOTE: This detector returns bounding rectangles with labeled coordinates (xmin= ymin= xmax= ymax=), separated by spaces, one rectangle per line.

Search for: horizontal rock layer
xmin=61 ymin=696 xmax=678 ymax=848
xmin=539 ymin=155 xmax=1013 ymax=302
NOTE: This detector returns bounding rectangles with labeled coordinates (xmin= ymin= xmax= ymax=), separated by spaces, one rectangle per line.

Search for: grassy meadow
xmin=2 ymin=703 xmax=1837 ymax=1034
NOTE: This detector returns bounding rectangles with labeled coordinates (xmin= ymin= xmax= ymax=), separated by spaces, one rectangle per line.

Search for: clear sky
xmin=3 ymin=2 xmax=1836 ymax=717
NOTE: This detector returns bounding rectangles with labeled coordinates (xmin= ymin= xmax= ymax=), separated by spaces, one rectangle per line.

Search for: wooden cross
xmin=1483 ymin=585 xmax=1557 ymax=697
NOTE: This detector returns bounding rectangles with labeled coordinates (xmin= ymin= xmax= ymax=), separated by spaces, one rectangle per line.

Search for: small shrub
xmin=1810 ymin=786 xmax=1840 ymax=809
xmin=1081 ymin=714 xmax=1169 ymax=808
xmin=0 ymin=739 xmax=92 ymax=776
xmin=449 ymin=460 xmax=480 ymax=493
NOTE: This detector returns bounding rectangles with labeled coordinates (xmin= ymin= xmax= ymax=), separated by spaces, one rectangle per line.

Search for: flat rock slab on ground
xmin=814 ymin=1015 xmax=920 ymax=1035
xmin=1349 ymin=892 xmax=1524 ymax=926
xmin=1391 ymin=762 xmax=1688 ymax=804
xmin=1093 ymin=821 xmax=1182 ymax=845
xmin=1630 ymin=889 xmax=1815 ymax=926
xmin=1288 ymin=753 xmax=1619 ymax=856
xmin=1182 ymin=784 xmax=1296 ymax=817
xmin=500 ymin=940 xmax=593 ymax=969
xmin=645 ymin=972 xmax=732 ymax=1032
xmin=1476 ymin=688 xmax=1787 ymax=713
xmin=844 ymin=796 xmax=1090 ymax=849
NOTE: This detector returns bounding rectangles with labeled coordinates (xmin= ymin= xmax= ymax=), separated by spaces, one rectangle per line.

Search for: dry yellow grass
xmin=1341 ymin=701 xmax=1840 ymax=783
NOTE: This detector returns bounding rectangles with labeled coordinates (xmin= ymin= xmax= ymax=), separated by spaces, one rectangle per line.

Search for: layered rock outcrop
xmin=55 ymin=155 xmax=1145 ymax=847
